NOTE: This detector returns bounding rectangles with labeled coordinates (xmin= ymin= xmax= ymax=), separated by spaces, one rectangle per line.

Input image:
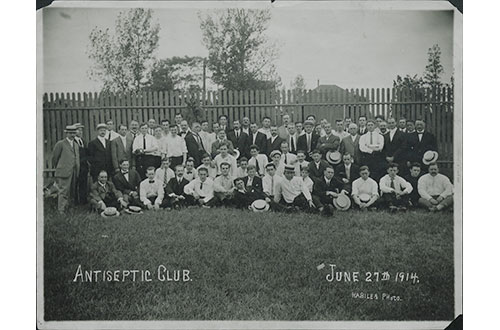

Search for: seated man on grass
xmin=183 ymin=167 xmax=216 ymax=208
xmin=233 ymin=177 xmax=266 ymax=209
xmin=351 ymin=166 xmax=379 ymax=211
xmin=417 ymin=162 xmax=454 ymax=212
xmin=248 ymin=144 xmax=268 ymax=177
xmin=213 ymin=162 xmax=235 ymax=206
xmin=312 ymin=165 xmax=347 ymax=215
xmin=242 ymin=164 xmax=263 ymax=193
xmin=89 ymin=170 xmax=127 ymax=212
xmin=139 ymin=166 xmax=164 ymax=210
xmin=379 ymin=163 xmax=413 ymax=212
xmin=301 ymin=166 xmax=314 ymax=194
xmin=404 ymin=162 xmax=423 ymax=208
xmin=154 ymin=158 xmax=175 ymax=189
xmin=112 ymin=159 xmax=142 ymax=207
xmin=164 ymin=164 xmax=192 ymax=210
xmin=273 ymin=164 xmax=315 ymax=212
xmin=183 ymin=158 xmax=197 ymax=182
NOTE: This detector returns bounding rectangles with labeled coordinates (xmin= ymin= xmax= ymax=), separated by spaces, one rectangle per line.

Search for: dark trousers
xmin=169 ymin=156 xmax=184 ymax=170
xmin=380 ymin=192 xmax=410 ymax=208
xmin=161 ymin=194 xmax=195 ymax=208
xmin=137 ymin=155 xmax=161 ymax=179
xmin=361 ymin=151 xmax=384 ymax=181
xmin=122 ymin=192 xmax=142 ymax=207
xmin=312 ymin=194 xmax=334 ymax=209
xmin=76 ymin=165 xmax=89 ymax=204
xmin=273 ymin=194 xmax=310 ymax=211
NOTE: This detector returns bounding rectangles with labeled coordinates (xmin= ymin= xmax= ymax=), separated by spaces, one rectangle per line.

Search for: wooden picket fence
xmin=42 ymin=87 xmax=454 ymax=175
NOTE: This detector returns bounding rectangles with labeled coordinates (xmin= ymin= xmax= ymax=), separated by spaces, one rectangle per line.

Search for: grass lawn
xmin=43 ymin=203 xmax=454 ymax=321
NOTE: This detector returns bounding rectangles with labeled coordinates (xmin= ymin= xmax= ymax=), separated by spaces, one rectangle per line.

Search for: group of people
xmin=49 ymin=112 xmax=454 ymax=216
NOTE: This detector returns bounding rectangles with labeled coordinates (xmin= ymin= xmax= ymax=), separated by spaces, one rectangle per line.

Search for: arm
xmin=110 ymin=140 xmax=119 ymax=171
xmin=51 ymin=142 xmax=62 ymax=169
xmin=372 ymin=134 xmax=384 ymax=151
xmin=183 ymin=180 xmax=195 ymax=196
xmin=440 ymin=176 xmax=453 ymax=198
xmin=379 ymin=177 xmax=394 ymax=194
xmin=155 ymin=183 xmax=164 ymax=205
xmin=273 ymin=181 xmax=282 ymax=203
xmin=358 ymin=136 xmax=371 ymax=153
xmin=401 ymin=177 xmax=413 ymax=194
xmin=139 ymin=182 xmax=150 ymax=205
xmin=213 ymin=177 xmax=226 ymax=193
xmin=418 ymin=176 xmax=432 ymax=200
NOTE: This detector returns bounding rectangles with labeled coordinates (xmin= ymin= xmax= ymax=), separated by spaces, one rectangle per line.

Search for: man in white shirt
xmin=278 ymin=114 xmax=291 ymax=140
xmin=199 ymin=120 xmax=216 ymax=154
xmin=287 ymin=123 xmax=299 ymax=154
xmin=105 ymin=119 xmax=120 ymax=141
xmin=197 ymin=153 xmax=217 ymax=179
xmin=248 ymin=145 xmax=268 ymax=176
xmin=274 ymin=164 xmax=315 ymax=211
xmin=147 ymin=118 xmax=157 ymax=136
xmin=294 ymin=151 xmax=309 ymax=177
xmin=132 ymin=123 xmax=160 ymax=178
xmin=417 ymin=163 xmax=453 ymax=212
xmin=139 ymin=167 xmax=164 ymax=210
xmin=214 ymin=143 xmax=237 ymax=177
xmin=258 ymin=117 xmax=272 ymax=139
xmin=213 ymin=162 xmax=235 ymax=205
xmin=154 ymin=127 xmax=168 ymax=159
xmin=332 ymin=119 xmax=349 ymax=140
xmin=234 ymin=157 xmax=248 ymax=178
xmin=379 ymin=163 xmax=413 ymax=211
xmin=359 ymin=120 xmax=385 ymax=181
xmin=351 ymin=166 xmax=379 ymax=210
xmin=165 ymin=125 xmax=187 ymax=169
xmin=262 ymin=163 xmax=283 ymax=201
xmin=161 ymin=119 xmax=170 ymax=137
xmin=183 ymin=167 xmax=216 ymax=208
xmin=154 ymin=158 xmax=175 ymax=189
xmin=279 ymin=141 xmax=297 ymax=166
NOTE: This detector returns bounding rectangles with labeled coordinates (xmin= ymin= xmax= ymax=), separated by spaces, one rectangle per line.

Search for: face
xmin=199 ymin=171 xmax=208 ymax=181
xmin=175 ymin=115 xmax=183 ymax=124
xmin=233 ymin=121 xmax=241 ymax=130
xmin=118 ymin=126 xmax=127 ymax=136
xmin=415 ymin=121 xmax=425 ymax=132
xmin=154 ymin=127 xmax=163 ymax=138
xmin=97 ymin=128 xmax=107 ymax=137
xmin=202 ymin=157 xmax=211 ymax=166
xmin=387 ymin=167 xmax=398 ymax=177
xmin=287 ymin=124 xmax=296 ymax=135
xmin=175 ymin=166 xmax=184 ymax=176
xmin=324 ymin=167 xmax=334 ymax=179
xmin=76 ymin=128 xmax=83 ymax=137
xmin=139 ymin=125 xmax=148 ymax=135
xmin=170 ymin=126 xmax=178 ymax=135
xmin=284 ymin=170 xmax=295 ymax=180
xmin=217 ymin=130 xmax=226 ymax=140
xmin=130 ymin=121 xmax=139 ymax=132
xmin=106 ymin=121 xmax=114 ymax=131
xmin=406 ymin=122 xmax=415 ymax=132
xmin=247 ymin=168 xmax=256 ymax=177
xmin=283 ymin=115 xmax=290 ymax=124
xmin=235 ymin=180 xmax=245 ymax=190
xmin=343 ymin=154 xmax=352 ymax=165
xmin=270 ymin=126 xmax=278 ymax=136
xmin=250 ymin=123 xmax=258 ymax=133
xmin=66 ymin=130 xmax=77 ymax=140
xmin=266 ymin=167 xmax=276 ymax=176
xmin=242 ymin=117 xmax=250 ymax=126
xmin=221 ymin=164 xmax=230 ymax=176
xmin=376 ymin=118 xmax=383 ymax=127
xmin=335 ymin=121 xmax=343 ymax=131
xmin=348 ymin=125 xmax=357 ymax=136
xmin=410 ymin=166 xmax=421 ymax=177
xmin=219 ymin=116 xmax=228 ymax=126
xmin=315 ymin=125 xmax=322 ymax=134
xmin=161 ymin=160 xmax=170 ymax=168
xmin=379 ymin=122 xmax=387 ymax=132
xmin=162 ymin=122 xmax=170 ymax=131
xmin=301 ymin=169 xmax=309 ymax=178
xmin=272 ymin=154 xmax=281 ymax=162
xmin=146 ymin=170 xmax=155 ymax=180
xmin=148 ymin=119 xmax=156 ymax=128
xmin=367 ymin=122 xmax=375 ymax=132
xmin=295 ymin=123 xmax=303 ymax=132
xmin=180 ymin=121 xmax=189 ymax=131
xmin=240 ymin=161 xmax=248 ymax=169
xmin=120 ymin=161 xmax=130 ymax=172
xmin=185 ymin=162 xmax=194 ymax=171
xmin=262 ymin=118 xmax=271 ymax=128
xmin=212 ymin=123 xmax=220 ymax=132
xmin=428 ymin=164 xmax=439 ymax=176
xmin=387 ymin=118 xmax=396 ymax=130
xmin=398 ymin=119 xmax=406 ymax=129
xmin=324 ymin=123 xmax=332 ymax=134
xmin=192 ymin=123 xmax=201 ymax=133
xmin=358 ymin=117 xmax=367 ymax=126
xmin=98 ymin=172 xmax=108 ymax=184
xmin=297 ymin=153 xmax=305 ymax=162
xmin=219 ymin=145 xmax=228 ymax=155
xmin=345 ymin=118 xmax=352 ymax=126
xmin=280 ymin=143 xmax=289 ymax=153
xmin=360 ymin=169 xmax=370 ymax=180
xmin=312 ymin=153 xmax=321 ymax=162
xmin=201 ymin=122 xmax=209 ymax=131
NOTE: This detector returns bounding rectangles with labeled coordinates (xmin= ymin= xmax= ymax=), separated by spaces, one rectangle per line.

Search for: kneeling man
xmin=274 ymin=164 xmax=315 ymax=211
xmin=351 ymin=166 xmax=379 ymax=210
xmin=417 ymin=162 xmax=453 ymax=211
xmin=89 ymin=170 xmax=127 ymax=212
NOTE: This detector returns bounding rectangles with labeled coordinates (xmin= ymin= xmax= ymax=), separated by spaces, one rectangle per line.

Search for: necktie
xmin=200 ymin=182 xmax=203 ymax=190
xmin=236 ymin=130 xmax=239 ymax=139
xmin=271 ymin=176 xmax=274 ymax=195
xmin=370 ymin=132 xmax=373 ymax=144
xmin=143 ymin=135 xmax=146 ymax=150
xmin=149 ymin=180 xmax=155 ymax=184
xmin=290 ymin=136 xmax=295 ymax=152
xmin=254 ymin=157 xmax=260 ymax=174
xmin=285 ymin=154 xmax=288 ymax=164
xmin=390 ymin=177 xmax=395 ymax=189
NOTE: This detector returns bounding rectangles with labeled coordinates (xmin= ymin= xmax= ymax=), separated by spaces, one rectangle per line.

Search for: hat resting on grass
xmin=124 ymin=206 xmax=143 ymax=215
xmin=422 ymin=151 xmax=439 ymax=165
xmin=250 ymin=199 xmax=270 ymax=212
xmin=101 ymin=207 xmax=120 ymax=218
xmin=333 ymin=193 xmax=351 ymax=211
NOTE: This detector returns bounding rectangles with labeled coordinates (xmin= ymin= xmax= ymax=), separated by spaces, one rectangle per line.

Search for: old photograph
xmin=37 ymin=1 xmax=462 ymax=328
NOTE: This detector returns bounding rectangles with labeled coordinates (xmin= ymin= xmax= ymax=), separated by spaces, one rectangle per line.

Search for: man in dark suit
xmin=405 ymin=119 xmax=437 ymax=167
xmin=112 ymin=159 xmax=142 ymax=207
xmin=232 ymin=177 xmax=266 ymax=209
xmin=307 ymin=149 xmax=329 ymax=180
xmin=248 ymin=123 xmax=267 ymax=156
xmin=110 ymin=124 xmax=134 ymax=174
xmin=312 ymin=165 xmax=347 ymax=215
xmin=89 ymin=170 xmax=127 ymax=212
xmin=403 ymin=162 xmax=423 ymax=208
xmin=266 ymin=125 xmax=285 ymax=157
xmin=88 ymin=123 xmax=113 ymax=182
xmin=335 ymin=153 xmax=360 ymax=194
xmin=164 ymin=165 xmax=193 ymax=209
xmin=242 ymin=165 xmax=263 ymax=193
xmin=184 ymin=122 xmax=206 ymax=167
xmin=383 ymin=117 xmax=408 ymax=175
xmin=52 ymin=125 xmax=80 ymax=214
xmin=316 ymin=122 xmax=340 ymax=156
xmin=340 ymin=123 xmax=362 ymax=165
xmin=211 ymin=130 xmax=235 ymax=158
xmin=73 ymin=123 xmax=89 ymax=205
xmin=227 ymin=120 xmax=250 ymax=159
xmin=297 ymin=120 xmax=320 ymax=161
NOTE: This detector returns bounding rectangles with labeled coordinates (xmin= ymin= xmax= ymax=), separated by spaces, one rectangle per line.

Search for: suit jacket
xmin=358 ymin=126 xmax=368 ymax=136
xmin=383 ymin=130 xmax=407 ymax=163
xmin=266 ymin=136 xmax=285 ymax=156
xmin=89 ymin=181 xmax=123 ymax=203
xmin=334 ymin=163 xmax=360 ymax=193
xmin=308 ymin=160 xmax=330 ymax=180
xmin=248 ymin=131 xmax=268 ymax=155
xmin=165 ymin=177 xmax=191 ymax=196
xmin=74 ymin=137 xmax=89 ymax=170
xmin=112 ymin=170 xmax=142 ymax=195
xmin=52 ymin=139 xmax=80 ymax=178
xmin=211 ymin=139 xmax=235 ymax=158
xmin=316 ymin=134 xmax=341 ymax=154
xmin=184 ymin=131 xmax=205 ymax=166
xmin=312 ymin=176 xmax=345 ymax=197
xmin=405 ymin=131 xmax=438 ymax=163
xmin=88 ymin=137 xmax=113 ymax=176
xmin=339 ymin=135 xmax=361 ymax=165
xmin=242 ymin=175 xmax=263 ymax=193
xmin=297 ymin=133 xmax=320 ymax=157
xmin=227 ymin=130 xmax=251 ymax=158
xmin=110 ymin=135 xmax=134 ymax=171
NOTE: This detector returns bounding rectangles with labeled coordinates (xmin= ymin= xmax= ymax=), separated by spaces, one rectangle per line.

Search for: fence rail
xmin=42 ymin=87 xmax=454 ymax=173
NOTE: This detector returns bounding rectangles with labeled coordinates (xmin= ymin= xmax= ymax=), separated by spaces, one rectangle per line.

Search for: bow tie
xmin=122 ymin=171 xmax=129 ymax=174
xmin=149 ymin=180 xmax=155 ymax=184
xmin=186 ymin=171 xmax=192 ymax=174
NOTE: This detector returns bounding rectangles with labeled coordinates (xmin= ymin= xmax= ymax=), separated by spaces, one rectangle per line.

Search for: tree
xmin=147 ymin=56 xmax=205 ymax=92
xmin=198 ymin=8 xmax=281 ymax=90
xmin=290 ymin=74 xmax=306 ymax=91
xmin=87 ymin=8 xmax=160 ymax=93
xmin=392 ymin=74 xmax=425 ymax=90
xmin=423 ymin=44 xmax=444 ymax=90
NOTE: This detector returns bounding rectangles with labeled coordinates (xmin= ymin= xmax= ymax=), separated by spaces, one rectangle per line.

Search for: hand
xmin=331 ymin=192 xmax=339 ymax=198
xmin=342 ymin=178 xmax=349 ymax=183
xmin=386 ymin=156 xmax=394 ymax=163
xmin=130 ymin=191 xmax=139 ymax=199
xmin=153 ymin=204 xmax=160 ymax=210
xmin=308 ymin=200 xmax=315 ymax=208
xmin=326 ymin=191 xmax=334 ymax=197
xmin=146 ymin=204 xmax=153 ymax=210
xmin=359 ymin=203 xmax=367 ymax=209
xmin=120 ymin=199 xmax=128 ymax=208
xmin=265 ymin=197 xmax=271 ymax=203
xmin=436 ymin=196 xmax=444 ymax=203
xmin=178 ymin=195 xmax=185 ymax=200
xmin=430 ymin=198 xmax=439 ymax=205
xmin=340 ymin=190 xmax=349 ymax=195
xmin=98 ymin=201 xmax=106 ymax=210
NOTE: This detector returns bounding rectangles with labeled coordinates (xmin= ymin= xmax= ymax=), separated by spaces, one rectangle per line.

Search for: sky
xmin=42 ymin=4 xmax=454 ymax=93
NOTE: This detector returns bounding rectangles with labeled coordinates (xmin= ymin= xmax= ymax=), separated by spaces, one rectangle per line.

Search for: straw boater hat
xmin=251 ymin=199 xmax=270 ymax=212
xmin=73 ymin=123 xmax=84 ymax=128
xmin=64 ymin=124 xmax=78 ymax=133
xmin=422 ymin=151 xmax=439 ymax=165
xmin=101 ymin=207 xmax=120 ymax=218
xmin=96 ymin=123 xmax=107 ymax=130
xmin=269 ymin=150 xmax=282 ymax=159
xmin=359 ymin=193 xmax=371 ymax=203
xmin=124 ymin=206 xmax=143 ymax=215
xmin=333 ymin=193 xmax=351 ymax=211
xmin=231 ymin=149 xmax=240 ymax=159
xmin=303 ymin=120 xmax=315 ymax=127
xmin=284 ymin=164 xmax=295 ymax=172
xmin=326 ymin=150 xmax=342 ymax=165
